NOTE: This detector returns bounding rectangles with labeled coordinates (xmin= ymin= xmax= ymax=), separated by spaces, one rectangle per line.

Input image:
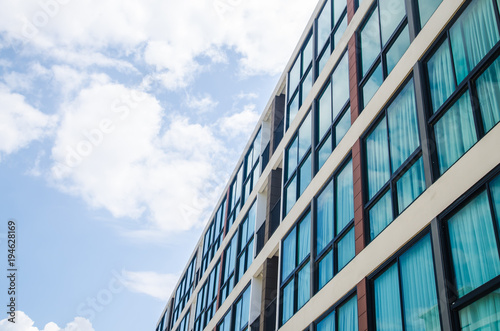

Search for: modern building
xmin=155 ymin=0 xmax=500 ymax=329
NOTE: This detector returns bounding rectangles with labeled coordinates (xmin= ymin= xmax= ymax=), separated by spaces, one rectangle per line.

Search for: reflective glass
xmin=379 ymin=0 xmax=406 ymax=45
xmin=298 ymin=213 xmax=311 ymax=263
xmin=318 ymin=250 xmax=333 ymax=290
xmin=363 ymin=63 xmax=383 ymax=108
xmin=366 ymin=118 xmax=390 ymax=199
xmin=334 ymin=15 xmax=348 ymax=47
xmin=418 ymin=0 xmax=442 ymax=27
xmin=318 ymin=135 xmax=332 ymax=170
xmin=302 ymin=68 xmax=313 ymax=104
xmin=317 ymin=310 xmax=335 ymax=331
xmin=288 ymin=93 xmax=299 ymax=127
xmin=318 ymin=0 xmax=332 ymax=52
xmin=459 ymin=289 xmax=500 ymax=331
xmin=396 ymin=157 xmax=426 ymax=213
xmin=282 ymin=227 xmax=296 ymax=282
xmin=361 ymin=8 xmax=381 ymax=76
xmin=317 ymin=182 xmax=334 ymax=253
xmin=332 ymin=52 xmax=350 ymax=119
xmin=375 ymin=264 xmax=403 ymax=331
xmin=477 ymin=56 xmax=500 ymax=133
xmin=299 ymin=113 xmax=312 ymax=160
xmin=435 ymin=92 xmax=477 ymax=174
xmin=282 ymin=281 xmax=294 ymax=324
xmin=318 ymin=47 xmax=331 ymax=77
xmin=450 ymin=0 xmax=500 ymax=84
xmin=336 ymin=107 xmax=351 ymax=146
xmin=427 ymin=41 xmax=455 ymax=112
xmin=297 ymin=262 xmax=310 ymax=309
xmin=370 ymin=190 xmax=393 ymax=240
xmin=318 ymin=83 xmax=332 ymax=141
xmin=333 ymin=0 xmax=347 ymax=24
xmin=303 ymin=36 xmax=313 ymax=71
xmin=338 ymin=295 xmax=358 ymax=331
xmin=300 ymin=155 xmax=312 ymax=195
xmin=491 ymin=175 xmax=500 ymax=224
xmin=386 ymin=25 xmax=410 ymax=75
xmin=289 ymin=59 xmax=300 ymax=94
xmin=387 ymin=78 xmax=418 ymax=171
xmin=336 ymin=160 xmax=354 ymax=234
xmin=448 ymin=191 xmax=500 ymax=297
xmin=286 ymin=137 xmax=298 ymax=180
xmin=337 ymin=228 xmax=355 ymax=270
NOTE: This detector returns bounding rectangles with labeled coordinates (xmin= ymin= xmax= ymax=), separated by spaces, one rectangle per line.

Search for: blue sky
xmin=0 ymin=0 xmax=317 ymax=330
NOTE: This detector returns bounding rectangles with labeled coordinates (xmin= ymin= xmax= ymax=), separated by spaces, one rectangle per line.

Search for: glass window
xmin=194 ymin=261 xmax=220 ymax=331
xmin=201 ymin=200 xmax=226 ymax=274
xmin=284 ymin=112 xmax=312 ymax=216
xmin=316 ymin=295 xmax=358 ymax=331
xmin=220 ymin=235 xmax=238 ymax=303
xmin=434 ymin=92 xmax=477 ymax=174
xmin=448 ymin=191 xmax=500 ymax=297
xmin=236 ymin=202 xmax=256 ymax=282
xmin=427 ymin=41 xmax=455 ymax=113
xmin=288 ymin=32 xmax=314 ymax=129
xmin=365 ymin=79 xmax=425 ymax=240
xmin=315 ymin=51 xmax=351 ymax=171
xmin=217 ymin=311 xmax=231 ymax=331
xmin=374 ymin=235 xmax=440 ymax=331
xmin=234 ymin=286 xmax=251 ymax=331
xmin=280 ymin=212 xmax=311 ymax=325
xmin=315 ymin=159 xmax=355 ymax=290
xmin=359 ymin=1 xmax=410 ymax=109
xmin=171 ymin=256 xmax=197 ymax=325
xmin=243 ymin=130 xmax=262 ymax=205
xmin=315 ymin=0 xmax=348 ymax=77
xmin=476 ymin=57 xmax=500 ymax=133
xmin=459 ymin=289 xmax=500 ymax=331
xmin=417 ymin=0 xmax=442 ymax=27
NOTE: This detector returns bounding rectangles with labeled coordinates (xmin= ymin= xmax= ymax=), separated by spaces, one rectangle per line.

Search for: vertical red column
xmin=357 ymin=279 xmax=369 ymax=331
xmin=347 ymin=0 xmax=356 ymax=23
xmin=352 ymin=140 xmax=365 ymax=255
xmin=348 ymin=34 xmax=360 ymax=125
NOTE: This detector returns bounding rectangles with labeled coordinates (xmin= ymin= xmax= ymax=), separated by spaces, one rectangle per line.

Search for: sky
xmin=0 ymin=0 xmax=318 ymax=330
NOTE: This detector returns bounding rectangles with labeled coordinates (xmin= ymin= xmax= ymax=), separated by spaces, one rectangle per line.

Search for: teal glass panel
xmin=477 ymin=56 xmax=500 ymax=133
xmin=299 ymin=112 xmax=312 ymax=160
xmin=282 ymin=281 xmax=294 ymax=324
xmin=400 ymin=235 xmax=441 ymax=331
xmin=318 ymin=250 xmax=333 ymax=290
xmin=318 ymin=135 xmax=332 ymax=170
xmin=374 ymin=264 xmax=403 ymax=331
xmin=334 ymin=14 xmax=348 ymax=47
xmin=302 ymin=35 xmax=313 ymax=72
xmin=317 ymin=182 xmax=334 ymax=253
xmin=333 ymin=0 xmax=347 ymax=25
xmin=386 ymin=25 xmax=410 ymax=75
xmin=387 ymin=78 xmax=419 ymax=171
xmin=366 ymin=118 xmax=390 ymax=199
xmin=450 ymin=0 xmax=500 ymax=84
xmin=448 ymin=191 xmax=500 ymax=297
xmin=286 ymin=137 xmax=298 ymax=180
xmin=336 ymin=107 xmax=351 ymax=146
xmin=332 ymin=52 xmax=350 ymax=119
xmin=363 ymin=63 xmax=383 ymax=108
xmin=336 ymin=160 xmax=354 ymax=234
xmin=435 ymin=92 xmax=477 ymax=174
xmin=297 ymin=262 xmax=310 ymax=309
xmin=370 ymin=190 xmax=393 ymax=240
xmin=418 ymin=0 xmax=442 ymax=27
xmin=300 ymin=154 xmax=312 ymax=195
xmin=459 ymin=289 xmax=500 ymax=331
xmin=289 ymin=59 xmax=300 ymax=94
xmin=282 ymin=227 xmax=296 ymax=282
xmin=302 ymin=68 xmax=313 ymax=105
xmin=361 ymin=8 xmax=381 ymax=76
xmin=317 ymin=0 xmax=332 ymax=53
xmin=317 ymin=310 xmax=335 ymax=331
xmin=396 ymin=157 xmax=426 ymax=213
xmin=288 ymin=93 xmax=299 ymax=127
xmin=338 ymin=228 xmax=355 ymax=270
xmin=318 ymin=46 xmax=331 ymax=77
xmin=427 ymin=41 xmax=455 ymax=112
xmin=298 ymin=212 xmax=311 ymax=263
xmin=338 ymin=295 xmax=358 ymax=331
xmin=318 ymin=83 xmax=333 ymax=141
xmin=491 ymin=175 xmax=500 ymax=226
xmin=380 ymin=0 xmax=406 ymax=45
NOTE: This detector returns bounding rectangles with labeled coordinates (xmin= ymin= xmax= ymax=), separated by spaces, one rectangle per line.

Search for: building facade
xmin=155 ymin=0 xmax=500 ymax=329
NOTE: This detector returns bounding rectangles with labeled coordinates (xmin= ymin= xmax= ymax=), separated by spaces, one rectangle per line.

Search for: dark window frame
xmin=313 ymin=289 xmax=357 ymax=331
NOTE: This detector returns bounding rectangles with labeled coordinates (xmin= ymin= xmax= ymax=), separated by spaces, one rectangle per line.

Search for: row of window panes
xmin=281 ymin=157 xmax=354 ymax=325
xmin=243 ymin=130 xmax=262 ymax=205
xmin=221 ymin=201 xmax=256 ymax=306
xmin=194 ymin=260 xmax=220 ymax=331
xmin=201 ymin=199 xmax=226 ymax=274
xmin=217 ymin=284 xmax=251 ymax=331
xmin=171 ymin=257 xmax=197 ymax=325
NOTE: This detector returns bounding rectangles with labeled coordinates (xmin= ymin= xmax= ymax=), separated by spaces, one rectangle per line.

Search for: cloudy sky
xmin=0 ymin=0 xmax=317 ymax=330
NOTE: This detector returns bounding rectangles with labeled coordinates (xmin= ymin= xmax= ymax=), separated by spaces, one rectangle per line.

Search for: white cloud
xmin=219 ymin=104 xmax=260 ymax=138
xmin=0 ymin=0 xmax=317 ymax=88
xmin=50 ymin=81 xmax=225 ymax=231
xmin=121 ymin=271 xmax=178 ymax=300
xmin=185 ymin=93 xmax=218 ymax=113
xmin=0 ymin=311 xmax=94 ymax=331
xmin=0 ymin=85 xmax=57 ymax=158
